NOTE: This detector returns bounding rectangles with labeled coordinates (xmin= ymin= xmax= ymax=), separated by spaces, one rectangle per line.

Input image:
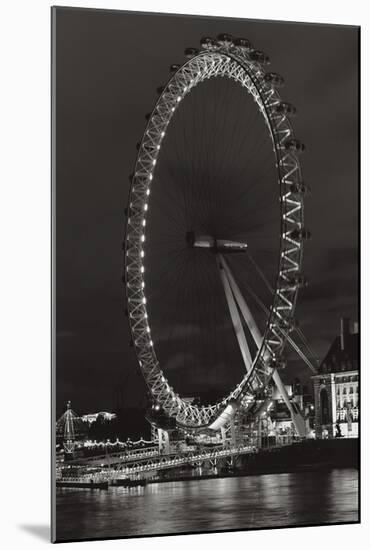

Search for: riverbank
xmin=242 ymin=437 xmax=358 ymax=473
xmin=149 ymin=438 xmax=358 ymax=485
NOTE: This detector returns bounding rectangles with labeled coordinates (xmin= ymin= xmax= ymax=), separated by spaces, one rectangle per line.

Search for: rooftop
xmin=317 ymin=318 xmax=358 ymax=375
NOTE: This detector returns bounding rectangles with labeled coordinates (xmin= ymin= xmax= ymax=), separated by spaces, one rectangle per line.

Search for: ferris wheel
xmin=124 ymin=34 xmax=311 ymax=435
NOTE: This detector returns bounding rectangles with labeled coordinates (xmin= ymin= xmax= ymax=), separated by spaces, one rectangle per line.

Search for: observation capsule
xmin=184 ymin=47 xmax=199 ymax=58
xmin=280 ymin=316 xmax=299 ymax=333
xmin=264 ymin=72 xmax=285 ymax=87
xmin=293 ymin=274 xmax=308 ymax=288
xmin=273 ymin=102 xmax=297 ymax=116
xmin=269 ymin=356 xmax=287 ymax=370
xmin=255 ymin=387 xmax=269 ymax=400
xmin=281 ymin=273 xmax=308 ymax=289
xmin=146 ymin=410 xmax=177 ymax=431
xmin=217 ymin=33 xmax=233 ymax=45
xmin=169 ymin=63 xmax=181 ymax=73
xmin=285 ymin=139 xmax=306 ymax=153
xmin=200 ymin=36 xmax=217 ymax=49
xmin=276 ymin=357 xmax=287 ymax=369
xmin=289 ymin=182 xmax=310 ymax=196
xmin=145 ymin=113 xmax=151 ymax=121
xmin=128 ymin=173 xmax=134 ymax=183
xmin=249 ymin=50 xmax=270 ymax=64
xmin=136 ymin=142 xmax=141 ymax=150
xmin=233 ymin=37 xmax=252 ymax=49
xmin=156 ymin=85 xmax=165 ymax=94
xmin=290 ymin=228 xmax=311 ymax=241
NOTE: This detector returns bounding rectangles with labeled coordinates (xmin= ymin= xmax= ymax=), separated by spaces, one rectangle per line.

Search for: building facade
xmin=311 ymin=318 xmax=359 ymax=438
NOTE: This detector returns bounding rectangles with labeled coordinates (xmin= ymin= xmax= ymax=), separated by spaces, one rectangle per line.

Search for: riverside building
xmin=311 ymin=318 xmax=359 ymax=439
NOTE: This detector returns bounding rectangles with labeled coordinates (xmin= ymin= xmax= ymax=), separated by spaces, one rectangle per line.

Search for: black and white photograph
xmin=51 ymin=5 xmax=359 ymax=544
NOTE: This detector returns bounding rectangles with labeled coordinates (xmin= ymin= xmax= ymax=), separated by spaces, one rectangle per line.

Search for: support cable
xmin=243 ymin=249 xmax=318 ymax=371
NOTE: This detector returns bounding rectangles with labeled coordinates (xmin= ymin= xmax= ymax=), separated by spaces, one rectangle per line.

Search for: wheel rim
xmin=125 ymin=42 xmax=305 ymax=428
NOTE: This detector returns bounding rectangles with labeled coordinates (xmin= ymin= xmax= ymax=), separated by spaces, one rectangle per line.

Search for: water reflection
xmin=56 ymin=469 xmax=358 ymax=541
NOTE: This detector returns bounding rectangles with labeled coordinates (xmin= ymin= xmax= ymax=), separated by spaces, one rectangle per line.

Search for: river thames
xmin=56 ymin=468 xmax=358 ymax=541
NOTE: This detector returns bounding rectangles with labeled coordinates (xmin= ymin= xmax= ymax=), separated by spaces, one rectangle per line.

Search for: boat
xmin=56 ymin=478 xmax=108 ymax=489
xmin=114 ymin=477 xmax=147 ymax=487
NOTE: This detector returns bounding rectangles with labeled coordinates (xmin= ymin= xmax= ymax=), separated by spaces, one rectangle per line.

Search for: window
xmin=320 ymin=388 xmax=330 ymax=425
xmin=349 ymin=387 xmax=353 ymax=394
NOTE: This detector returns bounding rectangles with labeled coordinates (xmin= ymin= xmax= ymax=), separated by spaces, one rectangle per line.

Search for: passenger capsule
xmin=200 ymin=36 xmax=217 ymax=49
xmin=279 ymin=316 xmax=298 ymax=333
xmin=217 ymin=33 xmax=233 ymax=45
xmin=249 ymin=50 xmax=270 ymax=64
xmin=169 ymin=64 xmax=181 ymax=73
xmin=281 ymin=273 xmax=308 ymax=289
xmin=145 ymin=113 xmax=151 ymax=121
xmin=128 ymin=174 xmax=134 ymax=183
xmin=184 ymin=47 xmax=199 ymax=58
xmin=293 ymin=274 xmax=308 ymax=288
xmin=273 ymin=102 xmax=297 ymax=116
xmin=145 ymin=406 xmax=177 ymax=430
xmin=264 ymin=72 xmax=285 ymax=87
xmin=268 ymin=356 xmax=287 ymax=370
xmin=233 ymin=37 xmax=252 ymax=49
xmin=136 ymin=142 xmax=141 ymax=151
xmin=276 ymin=357 xmax=287 ymax=369
xmin=289 ymin=182 xmax=310 ymax=196
xmin=156 ymin=85 xmax=165 ymax=94
xmin=290 ymin=228 xmax=311 ymax=241
xmin=254 ymin=390 xmax=266 ymax=401
xmin=285 ymin=139 xmax=306 ymax=153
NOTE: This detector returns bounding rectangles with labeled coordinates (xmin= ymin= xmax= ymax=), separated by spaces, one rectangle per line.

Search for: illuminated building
xmin=311 ymin=318 xmax=359 ymax=439
xmin=80 ymin=411 xmax=117 ymax=424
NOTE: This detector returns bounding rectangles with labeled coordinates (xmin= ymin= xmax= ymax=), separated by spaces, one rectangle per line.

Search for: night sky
xmin=54 ymin=8 xmax=359 ymax=417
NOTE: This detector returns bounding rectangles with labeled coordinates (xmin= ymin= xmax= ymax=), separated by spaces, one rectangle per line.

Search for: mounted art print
xmin=52 ymin=6 xmax=360 ymax=543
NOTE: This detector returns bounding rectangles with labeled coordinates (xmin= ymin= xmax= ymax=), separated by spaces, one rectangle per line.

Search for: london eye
xmin=124 ymin=34 xmax=311 ymax=435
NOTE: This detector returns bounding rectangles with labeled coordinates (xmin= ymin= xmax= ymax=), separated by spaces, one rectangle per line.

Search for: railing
xmin=70 ymin=444 xmax=227 ymax=467
xmin=113 ymin=445 xmax=257 ymax=476
xmin=68 ymin=446 xmax=161 ymax=465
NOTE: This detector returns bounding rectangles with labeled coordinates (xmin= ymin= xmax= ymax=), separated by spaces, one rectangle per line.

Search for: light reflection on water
xmin=56 ymin=469 xmax=358 ymax=541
